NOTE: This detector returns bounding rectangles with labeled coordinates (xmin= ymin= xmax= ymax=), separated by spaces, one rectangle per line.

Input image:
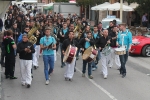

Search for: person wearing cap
xmin=117 ymin=23 xmax=132 ymax=78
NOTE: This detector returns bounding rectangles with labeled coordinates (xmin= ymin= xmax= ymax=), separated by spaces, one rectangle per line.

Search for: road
xmin=1 ymin=52 xmax=150 ymax=100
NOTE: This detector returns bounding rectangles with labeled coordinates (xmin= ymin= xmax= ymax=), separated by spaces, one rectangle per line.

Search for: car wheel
xmin=142 ymin=45 xmax=150 ymax=57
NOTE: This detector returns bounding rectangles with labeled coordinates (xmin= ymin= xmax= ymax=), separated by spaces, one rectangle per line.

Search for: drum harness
xmin=119 ymin=30 xmax=129 ymax=49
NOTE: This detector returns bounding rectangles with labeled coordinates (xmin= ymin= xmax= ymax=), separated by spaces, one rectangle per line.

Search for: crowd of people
xmin=1 ymin=3 xmax=132 ymax=88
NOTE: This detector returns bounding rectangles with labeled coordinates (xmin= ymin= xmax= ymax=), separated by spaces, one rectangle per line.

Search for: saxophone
xmin=28 ymin=22 xmax=40 ymax=45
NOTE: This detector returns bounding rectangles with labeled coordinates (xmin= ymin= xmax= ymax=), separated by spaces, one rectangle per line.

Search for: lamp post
xmin=120 ymin=0 xmax=123 ymax=23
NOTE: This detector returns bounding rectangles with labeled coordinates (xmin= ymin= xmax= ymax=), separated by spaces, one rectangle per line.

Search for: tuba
xmin=73 ymin=24 xmax=82 ymax=39
xmin=28 ymin=22 xmax=40 ymax=45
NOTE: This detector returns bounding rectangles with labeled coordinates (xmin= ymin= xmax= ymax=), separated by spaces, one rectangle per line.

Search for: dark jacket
xmin=62 ymin=38 xmax=78 ymax=52
xmin=57 ymin=28 xmax=69 ymax=43
xmin=11 ymin=27 xmax=20 ymax=43
xmin=17 ymin=41 xmax=35 ymax=60
xmin=92 ymin=32 xmax=101 ymax=48
xmin=4 ymin=19 xmax=12 ymax=29
xmin=0 ymin=18 xmax=3 ymax=27
xmin=78 ymin=38 xmax=95 ymax=50
xmin=98 ymin=36 xmax=111 ymax=52
xmin=109 ymin=31 xmax=117 ymax=47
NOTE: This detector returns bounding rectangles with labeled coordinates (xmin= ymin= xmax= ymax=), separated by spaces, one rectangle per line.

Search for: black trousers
xmin=5 ymin=54 xmax=15 ymax=77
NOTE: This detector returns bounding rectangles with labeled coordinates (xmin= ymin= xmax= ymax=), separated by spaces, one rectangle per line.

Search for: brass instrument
xmin=35 ymin=30 xmax=40 ymax=38
xmin=28 ymin=22 xmax=40 ymax=45
xmin=73 ymin=24 xmax=83 ymax=39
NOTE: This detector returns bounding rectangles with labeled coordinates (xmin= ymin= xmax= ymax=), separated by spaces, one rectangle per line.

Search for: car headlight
xmin=132 ymin=41 xmax=140 ymax=45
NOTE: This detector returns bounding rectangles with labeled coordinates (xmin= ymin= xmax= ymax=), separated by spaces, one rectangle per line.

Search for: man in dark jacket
xmin=57 ymin=22 xmax=69 ymax=68
xmin=11 ymin=23 xmax=20 ymax=44
xmin=17 ymin=34 xmax=35 ymax=88
xmin=0 ymin=18 xmax=3 ymax=32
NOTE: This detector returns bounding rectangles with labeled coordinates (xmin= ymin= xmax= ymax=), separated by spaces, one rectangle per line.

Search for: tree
xmin=54 ymin=0 xmax=69 ymax=2
xmin=126 ymin=0 xmax=150 ymax=15
xmin=76 ymin=0 xmax=109 ymax=7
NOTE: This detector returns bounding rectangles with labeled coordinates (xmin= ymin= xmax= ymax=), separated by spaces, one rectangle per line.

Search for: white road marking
xmin=57 ymin=52 xmax=118 ymax=100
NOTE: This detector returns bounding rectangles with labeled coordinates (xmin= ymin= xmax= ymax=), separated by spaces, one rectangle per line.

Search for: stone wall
xmin=0 ymin=1 xmax=10 ymax=18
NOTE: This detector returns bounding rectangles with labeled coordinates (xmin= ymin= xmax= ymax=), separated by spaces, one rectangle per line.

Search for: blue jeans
xmin=60 ymin=43 xmax=65 ymax=66
xmin=76 ymin=48 xmax=80 ymax=58
xmin=82 ymin=60 xmax=92 ymax=75
xmin=0 ymin=27 xmax=2 ymax=32
xmin=119 ymin=51 xmax=128 ymax=74
xmin=43 ymin=55 xmax=54 ymax=80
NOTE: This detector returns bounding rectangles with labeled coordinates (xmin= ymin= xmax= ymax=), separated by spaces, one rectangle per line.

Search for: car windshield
xmin=144 ymin=31 xmax=150 ymax=37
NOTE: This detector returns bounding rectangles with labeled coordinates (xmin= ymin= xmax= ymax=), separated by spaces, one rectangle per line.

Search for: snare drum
xmin=115 ymin=48 xmax=126 ymax=55
xmin=63 ymin=45 xmax=78 ymax=63
xmin=82 ymin=47 xmax=98 ymax=63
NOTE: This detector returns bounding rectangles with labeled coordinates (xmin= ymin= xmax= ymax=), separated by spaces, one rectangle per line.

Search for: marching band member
xmin=91 ymin=25 xmax=101 ymax=71
xmin=40 ymin=27 xmax=56 ymax=85
xmin=57 ymin=22 xmax=69 ymax=68
xmin=117 ymin=23 xmax=132 ymax=78
xmin=79 ymin=32 xmax=94 ymax=79
xmin=17 ymin=34 xmax=35 ymax=88
xmin=80 ymin=25 xmax=91 ymax=39
xmin=108 ymin=26 xmax=121 ymax=69
xmin=98 ymin=29 xmax=111 ymax=79
xmin=4 ymin=30 xmax=17 ymax=79
xmin=33 ymin=30 xmax=42 ymax=69
xmin=62 ymin=31 xmax=78 ymax=81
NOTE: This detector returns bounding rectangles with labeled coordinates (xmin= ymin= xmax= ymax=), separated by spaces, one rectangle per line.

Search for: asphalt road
xmin=1 ymin=52 xmax=150 ymax=100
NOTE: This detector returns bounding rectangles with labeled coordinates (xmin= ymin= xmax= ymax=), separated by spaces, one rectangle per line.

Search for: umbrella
xmin=123 ymin=2 xmax=139 ymax=9
xmin=91 ymin=2 xmax=111 ymax=10
xmin=99 ymin=2 xmax=134 ymax=11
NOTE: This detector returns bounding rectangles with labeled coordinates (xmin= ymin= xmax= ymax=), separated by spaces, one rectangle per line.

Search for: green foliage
xmin=55 ymin=0 xmax=69 ymax=2
xmin=76 ymin=0 xmax=109 ymax=6
xmin=126 ymin=0 xmax=150 ymax=16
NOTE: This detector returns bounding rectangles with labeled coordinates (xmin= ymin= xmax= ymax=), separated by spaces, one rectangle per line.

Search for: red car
xmin=130 ymin=32 xmax=150 ymax=57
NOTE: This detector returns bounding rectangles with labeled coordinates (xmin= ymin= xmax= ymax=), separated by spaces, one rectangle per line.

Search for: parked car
xmin=101 ymin=17 xmax=121 ymax=29
xmin=130 ymin=31 xmax=150 ymax=57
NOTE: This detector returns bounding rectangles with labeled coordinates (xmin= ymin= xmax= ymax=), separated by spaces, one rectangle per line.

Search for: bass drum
xmin=82 ymin=46 xmax=98 ymax=63
xmin=63 ymin=45 xmax=78 ymax=63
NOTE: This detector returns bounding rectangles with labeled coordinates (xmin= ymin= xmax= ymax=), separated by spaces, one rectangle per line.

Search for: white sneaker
xmin=45 ymin=80 xmax=49 ymax=85
xmin=104 ymin=75 xmax=107 ymax=79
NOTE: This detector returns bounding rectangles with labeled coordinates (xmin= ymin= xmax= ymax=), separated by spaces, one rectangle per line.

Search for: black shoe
xmin=122 ymin=73 xmax=126 ymax=78
xmin=1 ymin=64 xmax=5 ymax=67
xmin=27 ymin=84 xmax=31 ymax=88
xmin=10 ymin=76 xmax=17 ymax=79
xmin=34 ymin=66 xmax=37 ymax=69
xmin=5 ymin=75 xmax=10 ymax=79
xmin=119 ymin=70 xmax=123 ymax=75
xmin=74 ymin=68 xmax=76 ymax=72
xmin=69 ymin=78 xmax=72 ymax=82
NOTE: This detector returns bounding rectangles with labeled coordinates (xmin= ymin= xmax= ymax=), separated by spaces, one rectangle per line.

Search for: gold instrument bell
xmin=28 ymin=22 xmax=40 ymax=45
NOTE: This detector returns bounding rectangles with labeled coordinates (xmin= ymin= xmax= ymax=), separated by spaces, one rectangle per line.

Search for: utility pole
xmin=120 ymin=0 xmax=123 ymax=23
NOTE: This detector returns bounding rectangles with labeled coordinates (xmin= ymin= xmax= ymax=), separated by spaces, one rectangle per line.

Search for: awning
xmin=43 ymin=3 xmax=54 ymax=10
xmin=91 ymin=2 xmax=111 ymax=10
xmin=21 ymin=0 xmax=37 ymax=3
xmin=99 ymin=2 xmax=133 ymax=11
